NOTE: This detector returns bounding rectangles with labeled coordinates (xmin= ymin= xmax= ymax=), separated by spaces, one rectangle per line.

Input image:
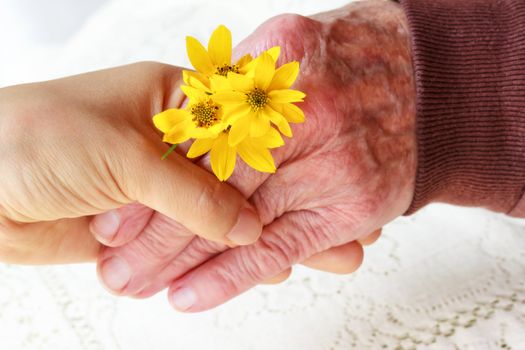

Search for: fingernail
xmin=226 ymin=206 xmax=262 ymax=245
xmin=99 ymin=256 xmax=131 ymax=292
xmin=90 ymin=210 xmax=120 ymax=241
xmin=170 ymin=287 xmax=197 ymax=311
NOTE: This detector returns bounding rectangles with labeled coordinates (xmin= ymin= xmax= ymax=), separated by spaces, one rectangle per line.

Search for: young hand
xmin=0 ymin=63 xmax=262 ymax=264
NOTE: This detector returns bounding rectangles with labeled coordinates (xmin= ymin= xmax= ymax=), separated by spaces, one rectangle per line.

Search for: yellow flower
xmin=187 ymin=128 xmax=284 ymax=181
xmin=213 ymin=52 xmax=306 ymax=147
xmin=152 ymin=87 xmax=226 ymax=144
xmin=153 ymin=25 xmax=307 ymax=181
xmin=186 ymin=25 xmax=253 ymax=81
xmin=183 ymin=46 xmax=280 ymax=94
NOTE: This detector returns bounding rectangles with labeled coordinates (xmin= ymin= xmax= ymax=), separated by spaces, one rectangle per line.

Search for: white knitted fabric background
xmin=1 ymin=1 xmax=525 ymax=349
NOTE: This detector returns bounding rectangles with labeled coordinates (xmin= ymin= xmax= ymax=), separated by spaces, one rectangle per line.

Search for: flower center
xmin=215 ymin=64 xmax=239 ymax=76
xmin=190 ymin=100 xmax=220 ymax=128
xmin=246 ymin=88 xmax=268 ymax=111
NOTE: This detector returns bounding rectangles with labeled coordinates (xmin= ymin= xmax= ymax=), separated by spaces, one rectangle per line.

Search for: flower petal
xmin=163 ymin=127 xmax=191 ymax=144
xmin=227 ymin=72 xmax=254 ymax=93
xmin=268 ymin=89 xmax=306 ymax=103
xmin=153 ymin=109 xmax=190 ymax=133
xmin=213 ymin=91 xmax=246 ymax=105
xmin=241 ymin=47 xmax=280 ymax=76
xmin=183 ymin=70 xmax=211 ymax=91
xmin=252 ymin=127 xmax=284 ymax=148
xmin=254 ymin=53 xmax=275 ymax=91
xmin=276 ymin=102 xmax=305 ymax=123
xmin=189 ymin=127 xmax=218 ymax=139
xmin=268 ymin=61 xmax=300 ymax=90
xmin=224 ymin=102 xmax=252 ymax=125
xmin=237 ymin=140 xmax=276 ymax=173
xmin=181 ymin=85 xmax=207 ymax=100
xmin=209 ymin=74 xmax=230 ymax=92
xmin=262 ymin=106 xmax=291 ymax=139
xmin=240 ymin=58 xmax=257 ymax=75
xmin=208 ymin=123 xmax=228 ymax=134
xmin=236 ymin=54 xmax=253 ymax=68
xmin=250 ymin=113 xmax=271 ymax=138
xmin=186 ymin=36 xmax=214 ymax=75
xmin=187 ymin=138 xmax=215 ymax=158
xmin=210 ymin=133 xmax=236 ymax=181
xmin=263 ymin=105 xmax=285 ymax=125
xmin=208 ymin=25 xmax=232 ymax=66
xmin=266 ymin=46 xmax=281 ymax=62
xmin=277 ymin=119 xmax=293 ymax=138
xmin=228 ymin=115 xmax=251 ymax=146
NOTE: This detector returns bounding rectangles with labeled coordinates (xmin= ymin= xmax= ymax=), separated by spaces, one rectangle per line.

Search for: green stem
xmin=161 ymin=144 xmax=178 ymax=160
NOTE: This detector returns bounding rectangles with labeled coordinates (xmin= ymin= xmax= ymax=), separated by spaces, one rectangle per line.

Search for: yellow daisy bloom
xmin=183 ymin=46 xmax=281 ymax=93
xmin=186 ymin=25 xmax=253 ymax=80
xmin=153 ymin=25 xmax=306 ymax=181
xmin=153 ymin=87 xmax=226 ymax=144
xmin=213 ymin=52 xmax=306 ymax=147
xmin=187 ymin=128 xmax=285 ymax=181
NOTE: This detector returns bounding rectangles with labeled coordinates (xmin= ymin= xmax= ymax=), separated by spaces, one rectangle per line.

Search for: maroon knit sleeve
xmin=398 ymin=0 xmax=525 ymax=214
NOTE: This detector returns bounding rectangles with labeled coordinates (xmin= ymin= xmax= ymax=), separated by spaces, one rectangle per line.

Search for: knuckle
xmin=251 ymin=185 xmax=287 ymax=223
xmin=266 ymin=13 xmax=316 ymax=38
xmin=174 ymin=237 xmax=225 ymax=265
xmin=256 ymin=233 xmax=298 ymax=272
xmin=195 ymin=181 xmax=222 ymax=211
xmin=196 ymin=240 xmax=295 ymax=298
xmin=296 ymin=210 xmax=336 ymax=251
xmin=195 ymin=181 xmax=219 ymax=211
xmin=260 ymin=14 xmax=319 ymax=61
xmin=163 ymin=237 xmax=226 ymax=281
xmin=190 ymin=237 xmax=225 ymax=256
xmin=206 ymin=259 xmax=247 ymax=297
xmin=215 ymin=211 xmax=337 ymax=287
xmin=226 ymin=231 xmax=303 ymax=285
xmin=194 ymin=182 xmax=233 ymax=230
xmin=132 ymin=215 xmax=188 ymax=260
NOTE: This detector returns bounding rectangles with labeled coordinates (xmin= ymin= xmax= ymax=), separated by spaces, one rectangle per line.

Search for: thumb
xmin=116 ymin=141 xmax=262 ymax=246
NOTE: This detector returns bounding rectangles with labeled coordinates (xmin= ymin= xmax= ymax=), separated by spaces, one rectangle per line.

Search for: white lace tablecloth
xmin=2 ymin=0 xmax=525 ymax=349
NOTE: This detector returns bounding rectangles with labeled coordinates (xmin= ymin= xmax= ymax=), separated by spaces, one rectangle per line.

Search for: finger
xmin=358 ymin=228 xmax=382 ymax=246
xmin=301 ymin=241 xmax=363 ymax=274
xmin=89 ymin=203 xmax=154 ymax=247
xmin=97 ymin=212 xmax=196 ymax=295
xmin=126 ymin=230 xmax=362 ymax=297
xmin=94 ymin=200 xmax=230 ymax=296
xmin=166 ymin=210 xmax=338 ymax=312
xmin=0 ymin=217 xmax=100 ymax=264
xmin=121 ymin=143 xmax=263 ymax=246
xmin=131 ymin=236 xmax=227 ymax=299
xmin=261 ymin=268 xmax=292 ymax=285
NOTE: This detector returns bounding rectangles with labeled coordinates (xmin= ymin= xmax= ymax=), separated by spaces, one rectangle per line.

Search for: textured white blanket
xmin=1 ymin=0 xmax=525 ymax=349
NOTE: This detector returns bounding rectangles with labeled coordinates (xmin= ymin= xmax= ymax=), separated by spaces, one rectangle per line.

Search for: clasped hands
xmin=0 ymin=1 xmax=416 ymax=311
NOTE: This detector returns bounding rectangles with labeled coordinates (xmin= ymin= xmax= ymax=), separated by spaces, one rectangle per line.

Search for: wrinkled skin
xmin=96 ymin=0 xmax=417 ymax=310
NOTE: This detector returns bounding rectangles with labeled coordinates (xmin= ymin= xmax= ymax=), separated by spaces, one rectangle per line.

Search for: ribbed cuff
xmin=399 ymin=0 xmax=525 ymax=214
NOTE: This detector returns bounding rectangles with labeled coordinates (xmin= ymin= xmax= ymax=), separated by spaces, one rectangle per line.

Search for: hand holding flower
xmin=0 ymin=63 xmax=263 ymax=264
xmin=95 ymin=0 xmax=416 ymax=311
xmin=153 ymin=25 xmax=306 ymax=180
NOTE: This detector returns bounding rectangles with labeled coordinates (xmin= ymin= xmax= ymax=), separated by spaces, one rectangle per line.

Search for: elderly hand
xmin=94 ymin=0 xmax=416 ymax=311
xmin=0 ymin=63 xmax=262 ymax=264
